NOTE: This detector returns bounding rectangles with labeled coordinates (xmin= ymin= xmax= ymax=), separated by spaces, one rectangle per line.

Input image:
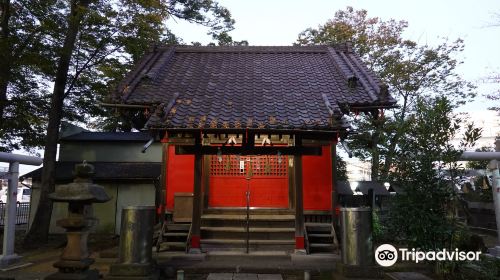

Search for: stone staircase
xmin=305 ymin=222 xmax=337 ymax=254
xmin=156 ymin=222 xmax=190 ymax=252
xmin=200 ymin=209 xmax=295 ymax=253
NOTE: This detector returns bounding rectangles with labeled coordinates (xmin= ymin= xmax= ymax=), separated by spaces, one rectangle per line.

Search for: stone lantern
xmin=45 ymin=162 xmax=110 ymax=280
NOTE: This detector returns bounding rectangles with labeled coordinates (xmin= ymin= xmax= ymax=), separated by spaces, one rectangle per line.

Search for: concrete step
xmin=309 ymin=243 xmax=334 ymax=248
xmin=305 ymin=223 xmax=331 ymax=233
xmin=201 ymin=227 xmax=294 ymax=240
xmin=202 ymin=239 xmax=295 ymax=245
xmin=202 ymin=214 xmax=295 ymax=228
xmin=308 ymin=233 xmax=332 ymax=238
xmin=166 ymin=223 xmax=190 ymax=231
xmin=201 ymin=239 xmax=295 ymax=252
xmin=202 ymin=214 xmax=295 ymax=221
xmin=157 ymin=241 xmax=187 ymax=252
xmin=203 ymin=209 xmax=294 ymax=215
xmin=201 ymin=227 xmax=294 ymax=232
xmin=164 ymin=232 xmax=189 ymax=237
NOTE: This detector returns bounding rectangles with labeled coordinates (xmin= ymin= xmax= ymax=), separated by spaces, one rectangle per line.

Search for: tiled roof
xmin=60 ymin=131 xmax=152 ymax=142
xmin=114 ymin=45 xmax=396 ymax=131
xmin=21 ymin=162 xmax=161 ymax=182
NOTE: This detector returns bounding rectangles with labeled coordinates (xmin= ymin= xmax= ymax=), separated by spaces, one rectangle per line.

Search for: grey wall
xmin=58 ymin=142 xmax=162 ymax=162
xmin=29 ymin=182 xmax=155 ymax=235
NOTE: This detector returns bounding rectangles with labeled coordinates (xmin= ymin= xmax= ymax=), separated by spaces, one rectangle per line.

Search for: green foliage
xmin=0 ymin=0 xmax=236 ymax=151
xmin=296 ymin=7 xmax=477 ymax=180
xmin=372 ymin=209 xmax=386 ymax=243
xmin=387 ymin=97 xmax=481 ymax=250
xmin=336 ymin=154 xmax=348 ymax=181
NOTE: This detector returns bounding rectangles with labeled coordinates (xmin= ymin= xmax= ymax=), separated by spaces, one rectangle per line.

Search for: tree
xmin=1 ymin=0 xmax=236 ymax=152
xmin=0 ymin=1 xmax=55 ymax=152
xmin=17 ymin=0 xmax=236 ymax=244
xmin=387 ymin=96 xmax=480 ymax=250
xmin=24 ymin=0 xmax=92 ymax=244
xmin=296 ymin=7 xmax=476 ymax=180
xmin=336 ymin=154 xmax=348 ymax=181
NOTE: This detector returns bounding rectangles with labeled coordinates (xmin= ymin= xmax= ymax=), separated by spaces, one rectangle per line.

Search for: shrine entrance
xmin=207 ymin=154 xmax=289 ymax=208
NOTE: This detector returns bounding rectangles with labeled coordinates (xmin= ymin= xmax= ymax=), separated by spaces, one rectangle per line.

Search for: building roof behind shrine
xmin=114 ymin=44 xmax=396 ymax=132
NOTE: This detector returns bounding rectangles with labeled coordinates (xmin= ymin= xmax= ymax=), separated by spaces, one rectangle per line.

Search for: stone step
xmin=203 ymin=209 xmax=294 ymax=215
xmin=305 ymin=222 xmax=331 ymax=227
xmin=202 ymin=239 xmax=295 ymax=245
xmin=165 ymin=241 xmax=186 ymax=247
xmin=166 ymin=223 xmax=190 ymax=231
xmin=202 ymin=214 xmax=295 ymax=221
xmin=201 ymin=230 xmax=294 ymax=240
xmin=308 ymin=233 xmax=332 ymax=238
xmin=201 ymin=227 xmax=294 ymax=233
xmin=201 ymin=239 xmax=295 ymax=252
xmin=164 ymin=232 xmax=188 ymax=237
xmin=305 ymin=223 xmax=331 ymax=233
xmin=206 ymin=251 xmax=290 ymax=262
xmin=309 ymin=243 xmax=334 ymax=248
xmin=201 ymin=214 xmax=295 ymax=228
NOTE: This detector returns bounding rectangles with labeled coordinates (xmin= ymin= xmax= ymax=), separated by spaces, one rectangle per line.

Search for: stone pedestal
xmin=105 ymin=206 xmax=158 ymax=280
xmin=44 ymin=163 xmax=110 ymax=280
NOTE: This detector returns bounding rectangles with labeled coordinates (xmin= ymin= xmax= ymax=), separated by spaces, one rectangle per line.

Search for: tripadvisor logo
xmin=374 ymin=244 xmax=481 ymax=267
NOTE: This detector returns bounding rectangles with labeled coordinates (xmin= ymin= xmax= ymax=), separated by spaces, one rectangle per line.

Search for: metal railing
xmin=0 ymin=202 xmax=30 ymax=225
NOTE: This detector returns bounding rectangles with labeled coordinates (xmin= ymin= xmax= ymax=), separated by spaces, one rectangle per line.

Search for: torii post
xmin=460 ymin=138 xmax=500 ymax=256
xmin=0 ymin=152 xmax=42 ymax=267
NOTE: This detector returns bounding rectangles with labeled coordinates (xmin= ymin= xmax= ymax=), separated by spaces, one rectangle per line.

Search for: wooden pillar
xmin=190 ymin=148 xmax=203 ymax=253
xmin=330 ymin=141 xmax=338 ymax=227
xmin=294 ymin=136 xmax=305 ymax=252
xmin=203 ymin=155 xmax=210 ymax=209
xmin=159 ymin=140 xmax=169 ymax=224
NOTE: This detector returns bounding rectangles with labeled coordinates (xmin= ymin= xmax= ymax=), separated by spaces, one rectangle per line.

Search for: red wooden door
xmin=208 ymin=155 xmax=289 ymax=208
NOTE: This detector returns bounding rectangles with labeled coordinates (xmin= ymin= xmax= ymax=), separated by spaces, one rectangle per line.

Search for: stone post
xmin=45 ymin=162 xmax=110 ymax=280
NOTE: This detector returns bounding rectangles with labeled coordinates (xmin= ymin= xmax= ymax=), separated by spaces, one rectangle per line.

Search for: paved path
xmin=207 ymin=273 xmax=282 ymax=280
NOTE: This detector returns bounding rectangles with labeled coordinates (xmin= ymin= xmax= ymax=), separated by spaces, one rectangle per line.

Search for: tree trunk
xmin=370 ymin=112 xmax=380 ymax=181
xmin=380 ymin=95 xmax=409 ymax=179
xmin=0 ymin=0 xmax=11 ymax=122
xmin=24 ymin=0 xmax=90 ymax=245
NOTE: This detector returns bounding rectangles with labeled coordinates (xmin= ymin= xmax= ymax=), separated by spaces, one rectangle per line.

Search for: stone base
xmin=336 ymin=263 xmax=384 ymax=279
xmin=109 ymin=263 xmax=154 ymax=276
xmin=0 ymin=254 xmax=21 ymax=268
xmin=53 ymin=258 xmax=95 ymax=273
xmin=44 ymin=269 xmax=100 ymax=280
xmin=105 ymin=262 xmax=159 ymax=280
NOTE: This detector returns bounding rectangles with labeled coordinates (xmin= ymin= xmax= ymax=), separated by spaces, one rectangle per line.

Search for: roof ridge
xmin=160 ymin=45 xmax=330 ymax=53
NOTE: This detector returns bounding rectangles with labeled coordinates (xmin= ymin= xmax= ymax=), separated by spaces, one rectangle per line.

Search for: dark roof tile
xmin=115 ymin=45 xmax=396 ymax=131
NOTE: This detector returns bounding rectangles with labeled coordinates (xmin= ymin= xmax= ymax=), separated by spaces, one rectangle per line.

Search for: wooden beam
xmin=175 ymin=145 xmax=322 ymax=156
xmin=163 ymin=128 xmax=341 ymax=140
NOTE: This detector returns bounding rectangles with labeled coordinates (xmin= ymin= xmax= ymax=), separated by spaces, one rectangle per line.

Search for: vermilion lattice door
xmin=208 ymin=155 xmax=289 ymax=208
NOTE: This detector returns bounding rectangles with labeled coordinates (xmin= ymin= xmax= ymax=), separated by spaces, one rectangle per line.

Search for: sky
xmin=168 ymin=0 xmax=500 ymax=112
xmin=2 ymin=0 xmax=500 ymax=176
